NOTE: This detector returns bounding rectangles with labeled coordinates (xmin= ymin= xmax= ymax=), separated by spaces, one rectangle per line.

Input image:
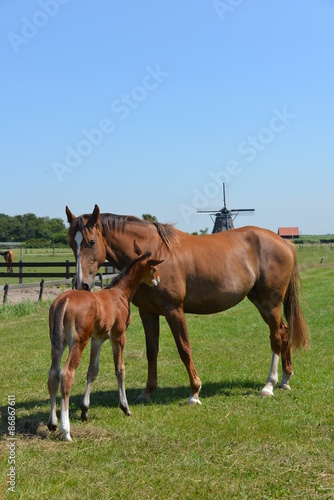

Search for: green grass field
xmin=0 ymin=245 xmax=333 ymax=498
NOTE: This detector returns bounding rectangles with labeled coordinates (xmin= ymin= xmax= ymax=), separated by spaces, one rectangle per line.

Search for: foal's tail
xmin=283 ymin=243 xmax=310 ymax=350
xmin=49 ymin=298 xmax=68 ymax=351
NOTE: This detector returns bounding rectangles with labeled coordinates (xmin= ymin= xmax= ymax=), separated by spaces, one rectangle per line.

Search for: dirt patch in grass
xmin=3 ymin=285 xmax=66 ymax=305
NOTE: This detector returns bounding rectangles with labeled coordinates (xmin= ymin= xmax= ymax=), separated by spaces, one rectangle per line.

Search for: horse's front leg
xmin=111 ymin=331 xmax=132 ymax=416
xmin=135 ymin=309 xmax=160 ymax=404
xmin=165 ymin=306 xmax=202 ymax=405
xmin=81 ymin=337 xmax=106 ymax=421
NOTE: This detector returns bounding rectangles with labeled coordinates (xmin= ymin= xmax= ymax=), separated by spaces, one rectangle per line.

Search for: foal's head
xmin=109 ymin=241 xmax=163 ymax=290
xmin=134 ymin=242 xmax=163 ymax=288
xmin=66 ymin=204 xmax=106 ymax=290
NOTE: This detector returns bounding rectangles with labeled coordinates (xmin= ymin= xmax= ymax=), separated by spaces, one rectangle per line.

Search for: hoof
xmin=278 ymin=383 xmax=291 ymax=391
xmin=188 ymin=395 xmax=202 ymax=406
xmin=120 ymin=404 xmax=132 ymax=416
xmin=134 ymin=392 xmax=151 ymax=405
xmin=61 ymin=433 xmax=72 ymax=442
xmin=47 ymin=422 xmax=57 ymax=432
xmin=80 ymin=404 xmax=89 ymax=421
xmin=259 ymin=389 xmax=274 ymax=397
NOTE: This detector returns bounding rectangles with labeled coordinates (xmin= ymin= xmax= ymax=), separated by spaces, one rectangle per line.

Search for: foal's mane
xmin=105 ymin=251 xmax=152 ymax=289
xmin=100 ymin=213 xmax=177 ymax=250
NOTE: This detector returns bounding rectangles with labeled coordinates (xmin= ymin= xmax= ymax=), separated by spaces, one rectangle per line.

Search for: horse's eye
xmin=89 ymin=240 xmax=96 ymax=247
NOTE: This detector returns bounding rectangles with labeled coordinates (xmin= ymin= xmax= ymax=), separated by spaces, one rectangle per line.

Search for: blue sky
xmin=1 ymin=0 xmax=333 ymax=235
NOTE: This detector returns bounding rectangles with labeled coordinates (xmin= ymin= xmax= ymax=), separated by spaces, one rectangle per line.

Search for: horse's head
xmin=66 ymin=204 xmax=106 ymax=290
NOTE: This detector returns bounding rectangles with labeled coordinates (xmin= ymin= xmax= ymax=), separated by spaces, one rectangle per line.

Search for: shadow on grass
xmin=0 ymin=379 xmax=262 ymax=439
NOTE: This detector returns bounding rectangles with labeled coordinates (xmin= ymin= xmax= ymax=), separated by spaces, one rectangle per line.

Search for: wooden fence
xmin=0 ymin=261 xmax=118 ymax=304
xmin=0 ymin=260 xmax=75 ymax=282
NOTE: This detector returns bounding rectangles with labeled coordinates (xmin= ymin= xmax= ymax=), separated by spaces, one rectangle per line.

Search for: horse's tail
xmin=49 ymin=297 xmax=68 ymax=351
xmin=283 ymin=243 xmax=310 ymax=350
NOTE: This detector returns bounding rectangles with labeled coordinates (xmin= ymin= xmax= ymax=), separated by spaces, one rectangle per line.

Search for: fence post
xmin=19 ymin=260 xmax=23 ymax=284
xmin=66 ymin=260 xmax=70 ymax=279
xmin=38 ymin=278 xmax=44 ymax=302
xmin=3 ymin=283 xmax=9 ymax=305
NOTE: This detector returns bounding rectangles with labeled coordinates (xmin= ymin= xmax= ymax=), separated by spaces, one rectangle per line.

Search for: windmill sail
xmin=196 ymin=183 xmax=255 ymax=233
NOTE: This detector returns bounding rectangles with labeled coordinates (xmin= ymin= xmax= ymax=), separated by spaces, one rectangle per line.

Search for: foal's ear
xmin=66 ymin=206 xmax=76 ymax=224
xmin=149 ymin=259 xmax=164 ymax=268
xmin=87 ymin=204 xmax=100 ymax=228
xmin=133 ymin=240 xmax=142 ymax=256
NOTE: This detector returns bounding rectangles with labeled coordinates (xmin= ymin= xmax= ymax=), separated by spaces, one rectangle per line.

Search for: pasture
xmin=0 ymin=244 xmax=333 ymax=498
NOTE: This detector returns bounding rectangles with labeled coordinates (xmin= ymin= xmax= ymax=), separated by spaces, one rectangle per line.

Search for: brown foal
xmin=47 ymin=243 xmax=163 ymax=441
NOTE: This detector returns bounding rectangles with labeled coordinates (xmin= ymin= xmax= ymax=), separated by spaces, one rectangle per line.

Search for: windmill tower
xmin=197 ymin=183 xmax=255 ymax=233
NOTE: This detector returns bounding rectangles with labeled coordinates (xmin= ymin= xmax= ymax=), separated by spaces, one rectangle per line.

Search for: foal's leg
xmin=165 ymin=306 xmax=202 ymax=405
xmin=47 ymin=343 xmax=66 ymax=431
xmin=81 ymin=337 xmax=106 ymax=421
xmin=111 ymin=331 xmax=132 ymax=416
xmin=135 ymin=309 xmax=160 ymax=404
xmin=59 ymin=342 xmax=86 ymax=441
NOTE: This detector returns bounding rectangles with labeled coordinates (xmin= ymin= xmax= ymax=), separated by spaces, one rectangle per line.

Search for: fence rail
xmin=0 ymin=260 xmax=74 ymax=280
xmin=0 ymin=260 xmax=118 ymax=304
xmin=0 ymin=261 xmax=117 ymax=282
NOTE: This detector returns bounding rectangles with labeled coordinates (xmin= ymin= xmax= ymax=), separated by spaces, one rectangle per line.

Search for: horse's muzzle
xmin=152 ymin=276 xmax=160 ymax=287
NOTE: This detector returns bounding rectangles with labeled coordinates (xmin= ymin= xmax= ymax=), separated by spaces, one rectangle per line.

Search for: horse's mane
xmin=105 ymin=251 xmax=152 ymax=289
xmin=68 ymin=212 xmax=177 ymax=250
xmin=100 ymin=213 xmax=177 ymax=250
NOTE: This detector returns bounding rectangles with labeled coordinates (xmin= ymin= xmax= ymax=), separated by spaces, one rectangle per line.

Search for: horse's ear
xmin=133 ymin=240 xmax=142 ymax=256
xmin=66 ymin=206 xmax=76 ymax=224
xmin=149 ymin=259 xmax=164 ymax=267
xmin=87 ymin=204 xmax=100 ymax=228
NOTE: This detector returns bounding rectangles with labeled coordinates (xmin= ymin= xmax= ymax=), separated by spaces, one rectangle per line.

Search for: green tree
xmin=142 ymin=213 xmax=158 ymax=223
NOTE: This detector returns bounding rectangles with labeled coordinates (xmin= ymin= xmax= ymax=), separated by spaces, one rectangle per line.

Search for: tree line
xmin=0 ymin=212 xmax=211 ymax=248
xmin=0 ymin=213 xmax=68 ymax=247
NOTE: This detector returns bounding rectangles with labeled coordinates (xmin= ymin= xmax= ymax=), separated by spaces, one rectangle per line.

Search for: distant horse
xmin=0 ymin=250 xmax=14 ymax=273
xmin=66 ymin=205 xmax=310 ymax=405
xmin=47 ymin=242 xmax=163 ymax=441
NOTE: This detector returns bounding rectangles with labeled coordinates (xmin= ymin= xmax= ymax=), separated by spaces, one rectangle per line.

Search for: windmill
xmin=197 ymin=183 xmax=255 ymax=233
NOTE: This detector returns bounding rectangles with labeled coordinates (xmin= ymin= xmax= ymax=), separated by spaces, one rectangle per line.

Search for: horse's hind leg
xmin=259 ymin=304 xmax=287 ymax=397
xmin=47 ymin=343 xmax=66 ymax=431
xmin=260 ymin=316 xmax=293 ymax=395
xmin=81 ymin=337 xmax=105 ymax=421
xmin=278 ymin=320 xmax=293 ymax=390
xmin=59 ymin=343 xmax=86 ymax=441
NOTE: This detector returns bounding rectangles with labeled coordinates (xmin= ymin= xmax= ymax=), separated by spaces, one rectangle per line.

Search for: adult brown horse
xmin=66 ymin=205 xmax=310 ymax=405
xmin=0 ymin=250 xmax=14 ymax=273
xmin=47 ymin=242 xmax=163 ymax=441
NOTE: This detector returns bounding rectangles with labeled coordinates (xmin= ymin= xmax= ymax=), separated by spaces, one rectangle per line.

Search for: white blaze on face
xmin=75 ymin=231 xmax=83 ymax=288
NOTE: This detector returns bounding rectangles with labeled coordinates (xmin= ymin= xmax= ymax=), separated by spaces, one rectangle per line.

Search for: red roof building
xmin=278 ymin=227 xmax=300 ymax=239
